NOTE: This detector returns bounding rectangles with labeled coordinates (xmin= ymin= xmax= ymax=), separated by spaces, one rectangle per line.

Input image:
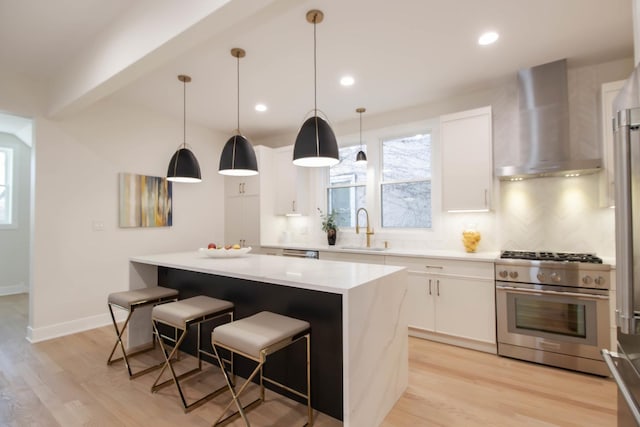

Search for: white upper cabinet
xmin=274 ymin=145 xmax=309 ymax=216
xmin=441 ymin=106 xmax=493 ymax=211
xmin=224 ymin=146 xmax=264 ymax=248
xmin=224 ymin=174 xmax=259 ymax=196
xmin=599 ymin=80 xmax=625 ymax=208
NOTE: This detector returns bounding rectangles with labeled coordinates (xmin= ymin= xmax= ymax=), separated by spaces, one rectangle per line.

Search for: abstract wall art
xmin=119 ymin=173 xmax=172 ymax=227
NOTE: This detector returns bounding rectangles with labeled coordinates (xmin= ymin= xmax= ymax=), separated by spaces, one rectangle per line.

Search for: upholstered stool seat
xmin=151 ymin=295 xmax=234 ymax=412
xmin=107 ymin=286 xmax=179 ymax=378
xmin=211 ymin=311 xmax=312 ymax=426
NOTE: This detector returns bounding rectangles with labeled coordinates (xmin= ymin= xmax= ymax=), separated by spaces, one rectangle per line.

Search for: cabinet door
xmin=599 ymin=80 xmax=625 ymax=208
xmin=274 ymin=146 xmax=308 ymax=215
xmin=224 ymin=195 xmax=260 ymax=247
xmin=406 ymin=270 xmax=435 ymax=331
xmin=441 ymin=106 xmax=493 ymax=211
xmin=224 ymin=175 xmax=259 ymax=196
xmin=435 ymin=277 xmax=496 ymax=343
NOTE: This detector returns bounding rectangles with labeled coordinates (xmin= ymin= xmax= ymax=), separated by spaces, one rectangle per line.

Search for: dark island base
xmin=158 ymin=267 xmax=344 ymax=421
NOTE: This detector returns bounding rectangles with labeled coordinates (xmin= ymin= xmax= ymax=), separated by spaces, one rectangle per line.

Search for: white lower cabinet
xmin=386 ymin=256 xmax=496 ymax=353
xmin=406 ymin=269 xmax=436 ymax=331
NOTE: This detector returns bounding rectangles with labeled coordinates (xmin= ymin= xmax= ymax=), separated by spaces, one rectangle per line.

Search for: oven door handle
xmin=496 ymin=285 xmax=609 ymax=300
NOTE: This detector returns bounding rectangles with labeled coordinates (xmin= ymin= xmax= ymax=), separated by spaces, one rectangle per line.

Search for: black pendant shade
xmin=167 ymin=147 xmax=201 ymax=182
xmin=218 ymin=47 xmax=259 ymax=176
xmin=354 ymin=107 xmax=367 ymax=165
xmin=293 ymin=9 xmax=339 ymax=168
xmin=355 ymin=150 xmax=367 ymax=164
xmin=293 ymin=116 xmax=339 ymax=167
xmin=167 ymin=74 xmax=201 ymax=183
xmin=219 ymin=134 xmax=258 ymax=176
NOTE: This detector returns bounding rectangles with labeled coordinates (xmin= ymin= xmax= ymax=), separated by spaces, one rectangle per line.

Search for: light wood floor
xmin=0 ymin=294 xmax=616 ymax=426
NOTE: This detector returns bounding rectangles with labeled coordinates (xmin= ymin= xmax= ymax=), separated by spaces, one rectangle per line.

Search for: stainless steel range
xmin=495 ymin=250 xmax=611 ymax=376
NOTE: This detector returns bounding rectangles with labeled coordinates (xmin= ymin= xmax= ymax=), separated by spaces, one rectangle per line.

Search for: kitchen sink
xmin=339 ymin=246 xmax=386 ymax=252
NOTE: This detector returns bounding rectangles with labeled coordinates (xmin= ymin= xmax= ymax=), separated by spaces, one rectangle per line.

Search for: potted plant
xmin=319 ymin=208 xmax=338 ymax=245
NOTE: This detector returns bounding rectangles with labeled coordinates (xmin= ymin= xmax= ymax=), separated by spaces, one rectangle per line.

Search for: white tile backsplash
xmin=499 ymin=173 xmax=614 ymax=257
xmin=278 ymin=174 xmax=615 ymax=259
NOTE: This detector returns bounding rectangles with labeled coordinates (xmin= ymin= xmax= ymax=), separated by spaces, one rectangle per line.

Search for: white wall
xmin=0 ymin=67 xmax=229 ymax=341
xmin=0 ymin=132 xmax=31 ymax=295
xmin=27 ymin=98 xmax=227 ymax=341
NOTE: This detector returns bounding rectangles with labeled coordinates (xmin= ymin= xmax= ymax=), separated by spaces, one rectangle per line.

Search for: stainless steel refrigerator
xmin=602 ymin=63 xmax=640 ymax=427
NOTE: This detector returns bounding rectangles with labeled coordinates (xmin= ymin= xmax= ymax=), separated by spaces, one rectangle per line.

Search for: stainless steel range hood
xmin=496 ymin=59 xmax=602 ymax=180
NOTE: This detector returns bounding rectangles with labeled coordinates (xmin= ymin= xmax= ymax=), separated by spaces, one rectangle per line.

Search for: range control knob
xmin=499 ymin=270 xmax=508 ymax=279
xmin=509 ymin=271 xmax=518 ymax=279
xmin=582 ymin=275 xmax=593 ymax=285
xmin=594 ymin=276 xmax=606 ymax=286
xmin=550 ymin=272 xmax=562 ymax=283
xmin=537 ymin=272 xmax=546 ymax=282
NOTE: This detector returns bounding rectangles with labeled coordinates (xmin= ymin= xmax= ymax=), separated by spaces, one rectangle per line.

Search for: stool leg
xmin=154 ymin=317 xmax=232 ymax=413
xmin=305 ymin=333 xmax=313 ymax=427
xmin=212 ymin=344 xmax=264 ymax=427
xmin=107 ymin=304 xmax=134 ymax=376
xmin=151 ymin=323 xmax=189 ymax=393
xmin=259 ymin=365 xmax=265 ymax=402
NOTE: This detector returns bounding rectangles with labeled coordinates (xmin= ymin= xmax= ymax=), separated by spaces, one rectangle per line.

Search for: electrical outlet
xmin=92 ymin=221 xmax=105 ymax=231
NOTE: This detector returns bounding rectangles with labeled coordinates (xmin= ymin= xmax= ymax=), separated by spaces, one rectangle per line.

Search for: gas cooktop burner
xmin=500 ymin=250 xmax=603 ymax=264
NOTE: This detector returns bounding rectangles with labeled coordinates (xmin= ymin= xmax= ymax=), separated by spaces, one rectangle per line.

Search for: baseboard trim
xmin=409 ymin=327 xmax=497 ymax=354
xmin=27 ymin=310 xmax=127 ymax=343
xmin=0 ymin=282 xmax=28 ymax=296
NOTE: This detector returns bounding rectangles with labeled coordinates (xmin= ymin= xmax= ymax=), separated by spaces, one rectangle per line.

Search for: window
xmin=327 ymin=145 xmax=366 ymax=228
xmin=381 ymin=133 xmax=431 ymax=228
xmin=0 ymin=147 xmax=13 ymax=225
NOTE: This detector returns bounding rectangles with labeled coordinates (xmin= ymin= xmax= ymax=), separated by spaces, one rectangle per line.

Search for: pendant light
xmin=167 ymin=75 xmax=201 ymax=183
xmin=219 ymin=48 xmax=258 ymax=176
xmin=355 ymin=107 xmax=367 ymax=164
xmin=293 ymin=9 xmax=339 ymax=167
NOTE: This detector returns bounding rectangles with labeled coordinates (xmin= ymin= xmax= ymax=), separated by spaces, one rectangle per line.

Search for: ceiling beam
xmin=46 ymin=0 xmax=284 ymax=119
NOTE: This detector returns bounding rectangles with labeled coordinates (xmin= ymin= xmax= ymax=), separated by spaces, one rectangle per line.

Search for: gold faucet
xmin=355 ymin=207 xmax=374 ymax=248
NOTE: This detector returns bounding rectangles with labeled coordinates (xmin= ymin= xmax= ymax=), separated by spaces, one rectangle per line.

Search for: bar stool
xmin=151 ymin=295 xmax=234 ymax=412
xmin=107 ymin=286 xmax=179 ymax=378
xmin=211 ymin=311 xmax=312 ymax=427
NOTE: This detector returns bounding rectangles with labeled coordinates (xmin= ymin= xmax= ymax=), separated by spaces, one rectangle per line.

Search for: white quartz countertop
xmin=261 ymin=243 xmax=500 ymax=262
xmin=131 ymin=251 xmax=405 ymax=294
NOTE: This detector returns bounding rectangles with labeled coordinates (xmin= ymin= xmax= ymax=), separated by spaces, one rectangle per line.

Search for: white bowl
xmin=198 ymin=247 xmax=252 ymax=258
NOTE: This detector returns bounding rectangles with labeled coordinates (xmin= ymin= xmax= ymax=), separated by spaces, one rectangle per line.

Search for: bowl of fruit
xmin=199 ymin=243 xmax=252 ymax=258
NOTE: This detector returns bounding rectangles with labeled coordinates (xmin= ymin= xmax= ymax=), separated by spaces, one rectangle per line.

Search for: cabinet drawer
xmin=385 ymin=255 xmax=494 ymax=279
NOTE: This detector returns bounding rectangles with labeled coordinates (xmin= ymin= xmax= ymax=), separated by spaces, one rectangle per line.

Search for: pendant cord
xmin=359 ymin=111 xmax=363 ymax=149
xmin=237 ymin=54 xmax=240 ymax=133
xmin=313 ymin=16 xmax=317 ymax=115
xmin=183 ymin=78 xmax=186 ymax=148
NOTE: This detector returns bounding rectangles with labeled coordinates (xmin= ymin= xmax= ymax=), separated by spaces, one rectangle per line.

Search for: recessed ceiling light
xmin=340 ymin=75 xmax=355 ymax=86
xmin=255 ymin=103 xmax=267 ymax=112
xmin=478 ymin=31 xmax=499 ymax=46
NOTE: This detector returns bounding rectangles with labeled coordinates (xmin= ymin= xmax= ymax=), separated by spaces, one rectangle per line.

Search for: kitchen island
xmin=128 ymin=251 xmax=408 ymax=427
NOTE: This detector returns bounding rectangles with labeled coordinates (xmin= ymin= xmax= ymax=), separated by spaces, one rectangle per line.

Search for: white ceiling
xmin=0 ymin=0 xmax=634 ymax=142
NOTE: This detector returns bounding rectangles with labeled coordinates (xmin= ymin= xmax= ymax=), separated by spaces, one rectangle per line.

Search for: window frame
xmin=327 ymin=145 xmax=367 ymax=229
xmin=324 ymin=120 xmax=438 ymax=234
xmin=378 ymin=132 xmax=433 ymax=230
xmin=0 ymin=146 xmax=15 ymax=228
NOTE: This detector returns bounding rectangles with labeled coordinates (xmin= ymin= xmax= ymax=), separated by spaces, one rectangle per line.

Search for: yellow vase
xmin=462 ymin=225 xmax=481 ymax=253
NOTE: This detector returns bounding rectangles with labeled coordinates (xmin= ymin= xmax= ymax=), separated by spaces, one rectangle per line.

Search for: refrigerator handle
xmin=614 ymin=113 xmax=635 ymax=334
xmin=602 ymin=350 xmax=640 ymax=425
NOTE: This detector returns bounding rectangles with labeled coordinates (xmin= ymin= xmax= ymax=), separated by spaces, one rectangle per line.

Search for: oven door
xmin=496 ymin=282 xmax=610 ymax=360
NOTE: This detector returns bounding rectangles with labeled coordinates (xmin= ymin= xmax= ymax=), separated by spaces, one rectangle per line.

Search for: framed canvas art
xmin=119 ymin=173 xmax=172 ymax=227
